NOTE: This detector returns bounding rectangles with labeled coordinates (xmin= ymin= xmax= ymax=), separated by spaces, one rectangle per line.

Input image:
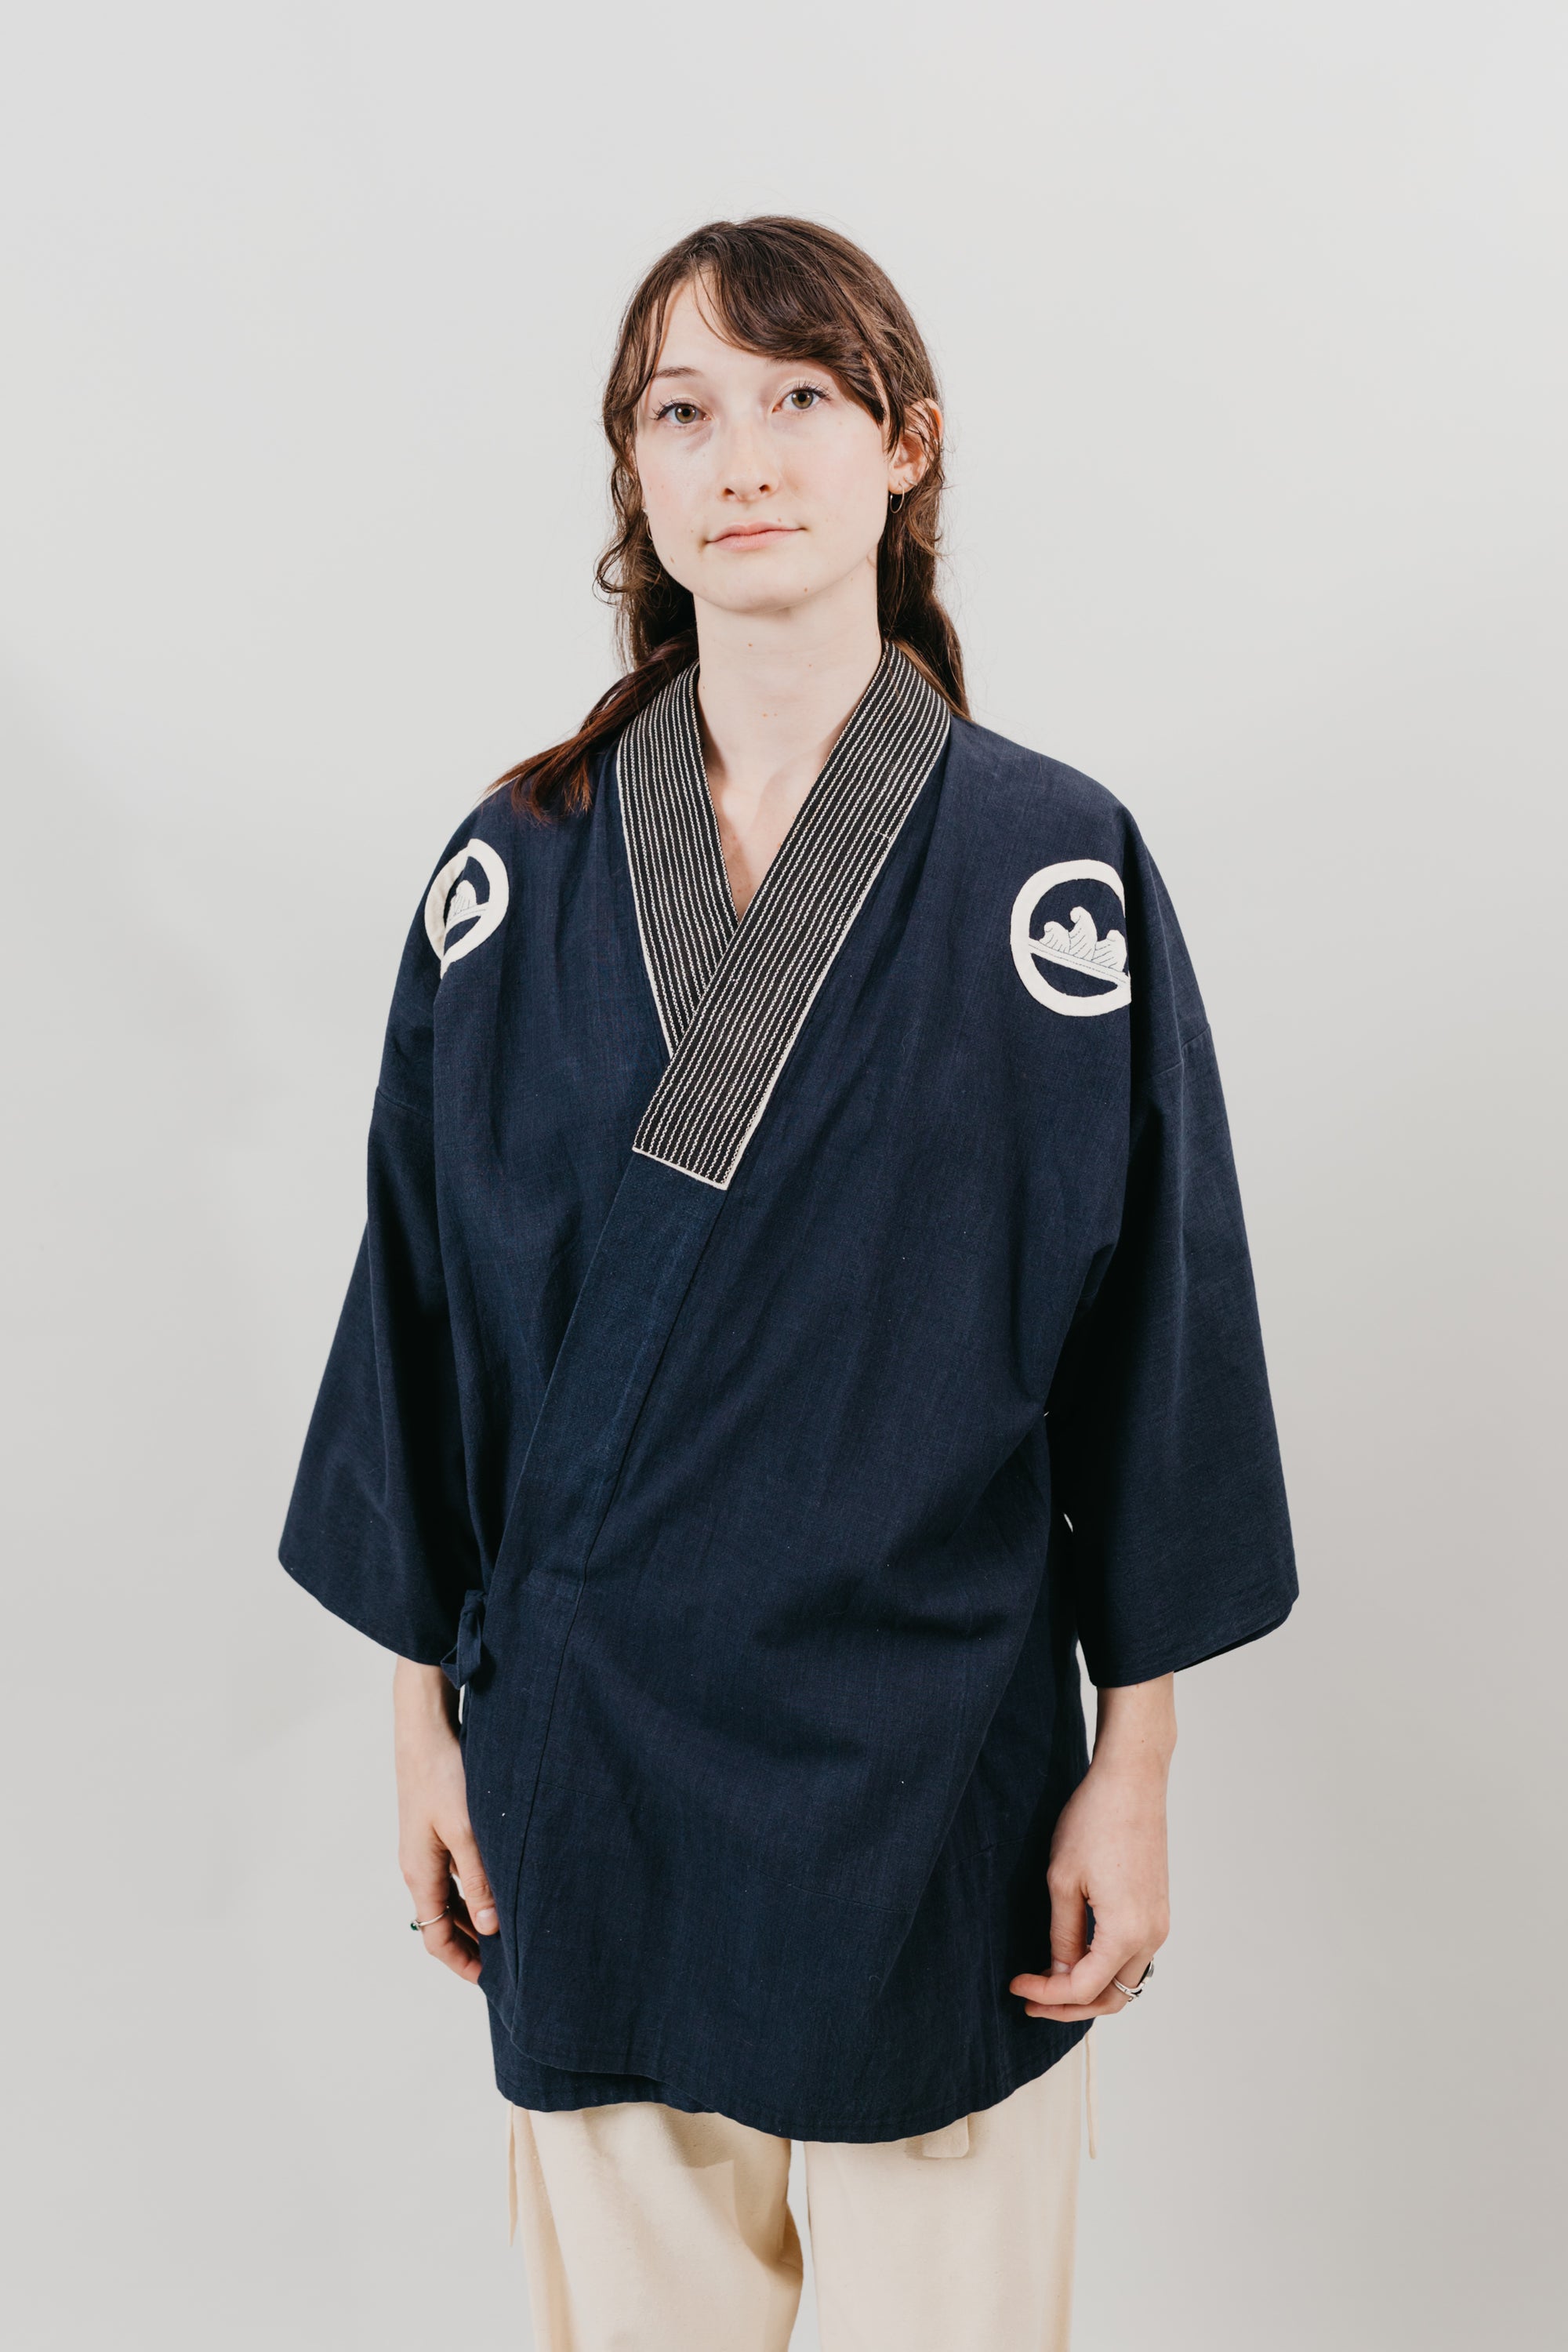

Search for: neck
xmin=691 ymin=570 xmax=884 ymax=800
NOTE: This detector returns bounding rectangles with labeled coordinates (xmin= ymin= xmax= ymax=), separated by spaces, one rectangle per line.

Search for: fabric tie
xmin=441 ymin=1585 xmax=487 ymax=1692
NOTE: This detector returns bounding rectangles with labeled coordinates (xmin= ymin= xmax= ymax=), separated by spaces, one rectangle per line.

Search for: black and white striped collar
xmin=616 ymin=641 xmax=951 ymax=1191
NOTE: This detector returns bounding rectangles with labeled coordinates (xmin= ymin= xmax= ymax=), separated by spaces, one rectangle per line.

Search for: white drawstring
xmin=1084 ymin=2027 xmax=1099 ymax=2160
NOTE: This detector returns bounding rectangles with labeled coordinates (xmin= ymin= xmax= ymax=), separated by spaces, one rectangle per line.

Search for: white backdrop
xmin=2 ymin=4 xmax=1564 ymax=2346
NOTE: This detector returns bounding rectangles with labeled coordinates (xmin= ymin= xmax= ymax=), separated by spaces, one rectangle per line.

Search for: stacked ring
xmin=1112 ymin=1962 xmax=1154 ymax=2000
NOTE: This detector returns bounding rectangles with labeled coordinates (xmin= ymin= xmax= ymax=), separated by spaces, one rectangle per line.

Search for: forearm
xmin=1092 ymin=1672 xmax=1177 ymax=1780
xmin=394 ymin=1654 xmax=459 ymax=1751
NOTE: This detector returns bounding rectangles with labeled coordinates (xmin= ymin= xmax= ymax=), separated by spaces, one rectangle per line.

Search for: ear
xmin=889 ymin=400 xmax=942 ymax=495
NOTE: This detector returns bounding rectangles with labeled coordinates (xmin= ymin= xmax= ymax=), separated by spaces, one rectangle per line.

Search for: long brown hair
xmin=494 ymin=216 xmax=968 ymax=819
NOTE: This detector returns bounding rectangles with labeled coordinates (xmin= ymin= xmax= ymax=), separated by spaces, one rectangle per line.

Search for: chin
xmin=702 ymin=554 xmax=836 ymax=608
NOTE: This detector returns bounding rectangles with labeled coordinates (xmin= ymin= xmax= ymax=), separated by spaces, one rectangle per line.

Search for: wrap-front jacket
xmin=281 ymin=646 xmax=1297 ymax=2141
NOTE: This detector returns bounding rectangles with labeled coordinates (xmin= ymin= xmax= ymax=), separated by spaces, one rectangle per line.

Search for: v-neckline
xmin=615 ymin=641 xmax=951 ymax=1190
xmin=697 ymin=668 xmax=876 ymax=930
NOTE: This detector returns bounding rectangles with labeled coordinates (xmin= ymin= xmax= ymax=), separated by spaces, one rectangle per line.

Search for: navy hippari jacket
xmin=281 ymin=647 xmax=1297 ymax=2141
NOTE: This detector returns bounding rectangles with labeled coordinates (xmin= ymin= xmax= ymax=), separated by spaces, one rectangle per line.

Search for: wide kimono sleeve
xmin=1047 ymin=824 xmax=1298 ymax=1687
xmin=278 ymin=868 xmax=478 ymax=1667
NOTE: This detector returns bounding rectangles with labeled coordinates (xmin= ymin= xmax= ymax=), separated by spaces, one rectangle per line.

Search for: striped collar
xmin=616 ymin=641 xmax=952 ymax=1190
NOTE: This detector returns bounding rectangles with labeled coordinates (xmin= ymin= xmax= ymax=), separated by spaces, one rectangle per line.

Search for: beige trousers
xmin=507 ymin=2037 xmax=1094 ymax=2352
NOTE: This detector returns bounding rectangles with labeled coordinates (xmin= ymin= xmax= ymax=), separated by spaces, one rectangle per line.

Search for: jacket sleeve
xmin=278 ymin=872 xmax=479 ymax=1665
xmin=1047 ymin=825 xmax=1298 ymax=1687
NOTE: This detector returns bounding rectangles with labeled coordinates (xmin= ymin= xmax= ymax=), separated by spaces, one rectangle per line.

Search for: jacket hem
xmin=488 ymin=2017 xmax=1092 ymax=2143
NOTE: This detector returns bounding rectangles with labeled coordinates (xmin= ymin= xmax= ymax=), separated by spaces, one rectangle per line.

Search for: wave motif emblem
xmin=1034 ymin=906 xmax=1128 ymax=982
xmin=1010 ymin=860 xmax=1132 ymax=1017
xmin=424 ymin=839 xmax=510 ymax=975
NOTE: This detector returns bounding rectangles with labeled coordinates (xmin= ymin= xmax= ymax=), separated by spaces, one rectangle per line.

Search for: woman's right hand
xmin=393 ymin=1657 xmax=499 ymax=1984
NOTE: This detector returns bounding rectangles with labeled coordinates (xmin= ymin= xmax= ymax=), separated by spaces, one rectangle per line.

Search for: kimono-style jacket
xmin=281 ymin=644 xmax=1297 ymax=2143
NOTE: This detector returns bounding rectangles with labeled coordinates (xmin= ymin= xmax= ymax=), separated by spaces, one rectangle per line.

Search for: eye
xmin=782 ymin=383 xmax=828 ymax=412
xmin=653 ymin=400 xmax=704 ymax=426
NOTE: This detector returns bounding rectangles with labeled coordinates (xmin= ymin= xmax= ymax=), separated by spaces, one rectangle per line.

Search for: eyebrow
xmin=642 ymin=356 xmax=832 ymax=397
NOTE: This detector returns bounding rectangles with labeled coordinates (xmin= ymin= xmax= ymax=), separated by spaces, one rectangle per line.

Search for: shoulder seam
xmin=374 ymin=1080 xmax=429 ymax=1119
xmin=1147 ymin=1020 xmax=1214 ymax=1085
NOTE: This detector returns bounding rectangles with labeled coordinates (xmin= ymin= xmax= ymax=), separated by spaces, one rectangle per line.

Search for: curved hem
xmin=488 ymin=2016 xmax=1093 ymax=2143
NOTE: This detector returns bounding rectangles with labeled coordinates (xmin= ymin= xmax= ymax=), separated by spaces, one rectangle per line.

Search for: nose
xmin=714 ymin=415 xmax=779 ymax=503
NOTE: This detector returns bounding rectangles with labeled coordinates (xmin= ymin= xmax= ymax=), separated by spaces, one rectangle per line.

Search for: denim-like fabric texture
xmin=280 ymin=713 xmax=1296 ymax=2140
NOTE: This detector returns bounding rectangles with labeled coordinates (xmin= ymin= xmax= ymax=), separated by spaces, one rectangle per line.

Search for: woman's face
xmin=633 ymin=278 xmax=930 ymax=622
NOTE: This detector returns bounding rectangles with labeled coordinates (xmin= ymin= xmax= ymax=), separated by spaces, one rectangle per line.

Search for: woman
xmin=282 ymin=216 xmax=1296 ymax=2350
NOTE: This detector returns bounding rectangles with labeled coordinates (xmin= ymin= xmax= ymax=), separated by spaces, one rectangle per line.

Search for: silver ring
xmin=409 ymin=1906 xmax=450 ymax=1933
xmin=1112 ymin=1962 xmax=1154 ymax=2000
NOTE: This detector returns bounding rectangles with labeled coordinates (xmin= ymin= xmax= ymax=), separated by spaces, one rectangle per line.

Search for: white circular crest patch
xmin=1010 ymin=860 xmax=1131 ymax=1017
xmin=424 ymin=839 xmax=510 ymax=975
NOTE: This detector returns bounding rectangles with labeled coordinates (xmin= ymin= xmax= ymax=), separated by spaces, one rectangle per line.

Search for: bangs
xmin=613 ymin=223 xmax=896 ymax=437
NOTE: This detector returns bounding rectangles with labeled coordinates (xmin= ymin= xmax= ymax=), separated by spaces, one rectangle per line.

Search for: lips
xmin=710 ymin=524 xmax=800 ymax=545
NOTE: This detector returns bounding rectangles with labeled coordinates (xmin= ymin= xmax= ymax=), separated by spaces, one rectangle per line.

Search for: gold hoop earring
xmin=887 ymin=490 xmax=906 ymax=513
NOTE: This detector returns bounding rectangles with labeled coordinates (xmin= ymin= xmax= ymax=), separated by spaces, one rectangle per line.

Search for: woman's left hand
xmin=1009 ymin=1671 xmax=1175 ymax=2022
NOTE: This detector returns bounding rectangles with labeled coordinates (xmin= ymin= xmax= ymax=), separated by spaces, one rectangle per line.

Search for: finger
xmin=1011 ymin=1933 xmax=1143 ymax=2011
xmin=423 ymin=1910 xmax=483 ymax=1984
xmin=1006 ymin=1870 xmax=1092 ymax=2009
xmin=447 ymin=1826 xmax=499 ymax=1937
xmin=1022 ymin=1942 xmax=1158 ymax=2020
xmin=1010 ymin=1959 xmax=1111 ymax=2006
xmin=1047 ymin=1878 xmax=1089 ymax=1975
xmin=405 ymin=1858 xmax=481 ymax=1982
xmin=401 ymin=1833 xmax=479 ymax=1980
xmin=1024 ymin=1983 xmax=1134 ymax=2020
xmin=401 ymin=1840 xmax=454 ymax=1937
xmin=1023 ymin=1998 xmax=1122 ymax=2021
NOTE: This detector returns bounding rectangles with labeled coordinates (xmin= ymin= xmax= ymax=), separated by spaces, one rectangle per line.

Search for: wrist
xmin=394 ymin=1657 xmax=459 ymax=1738
xmin=1087 ymin=1738 xmax=1174 ymax=1794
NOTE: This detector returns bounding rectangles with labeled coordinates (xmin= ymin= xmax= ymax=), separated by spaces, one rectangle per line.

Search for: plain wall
xmin=2 ymin=4 xmax=1564 ymax=2345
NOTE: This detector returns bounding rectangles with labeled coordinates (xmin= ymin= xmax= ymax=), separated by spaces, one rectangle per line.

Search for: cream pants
xmin=507 ymin=2036 xmax=1094 ymax=2352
